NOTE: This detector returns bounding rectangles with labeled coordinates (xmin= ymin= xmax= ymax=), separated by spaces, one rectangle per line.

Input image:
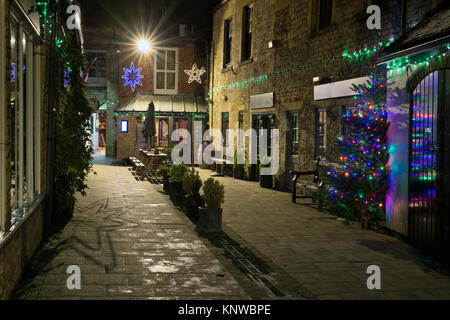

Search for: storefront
xmin=115 ymin=93 xmax=208 ymax=160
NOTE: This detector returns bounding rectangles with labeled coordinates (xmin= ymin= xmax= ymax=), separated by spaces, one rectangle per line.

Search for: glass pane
xmin=156 ymin=50 xmax=165 ymax=70
xmin=22 ymin=31 xmax=27 ymax=206
xmin=166 ymin=72 xmax=175 ymax=90
xmin=9 ymin=20 xmax=18 ymax=211
xmin=167 ymin=50 xmax=175 ymax=70
xmin=156 ymin=72 xmax=165 ymax=89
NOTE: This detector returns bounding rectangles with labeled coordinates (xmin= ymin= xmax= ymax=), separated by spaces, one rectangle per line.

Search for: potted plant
xmin=199 ymin=178 xmax=224 ymax=233
xmin=233 ymin=149 xmax=245 ymax=180
xmin=168 ymin=164 xmax=188 ymax=205
xmin=182 ymin=168 xmax=204 ymax=219
xmin=156 ymin=163 xmax=172 ymax=193
xmin=259 ymin=155 xmax=273 ymax=189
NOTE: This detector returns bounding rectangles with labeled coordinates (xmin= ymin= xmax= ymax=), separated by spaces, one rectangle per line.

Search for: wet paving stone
xmin=13 ymin=164 xmax=251 ymax=300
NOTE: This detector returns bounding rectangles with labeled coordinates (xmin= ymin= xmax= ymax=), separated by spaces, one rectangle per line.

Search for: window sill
xmin=239 ymin=58 xmax=253 ymax=66
xmin=222 ymin=66 xmax=232 ymax=73
xmin=0 ymin=195 xmax=44 ymax=250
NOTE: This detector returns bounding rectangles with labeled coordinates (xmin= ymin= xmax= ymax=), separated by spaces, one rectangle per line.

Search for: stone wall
xmin=210 ymin=0 xmax=444 ymax=190
xmin=0 ymin=203 xmax=44 ymax=299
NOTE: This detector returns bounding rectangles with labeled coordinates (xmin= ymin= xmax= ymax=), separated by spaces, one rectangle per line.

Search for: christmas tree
xmin=326 ymin=67 xmax=390 ymax=227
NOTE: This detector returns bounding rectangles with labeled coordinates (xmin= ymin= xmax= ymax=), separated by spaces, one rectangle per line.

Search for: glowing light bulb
xmin=137 ymin=39 xmax=151 ymax=54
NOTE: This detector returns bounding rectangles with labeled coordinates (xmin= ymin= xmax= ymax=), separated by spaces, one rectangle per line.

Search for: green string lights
xmin=342 ymin=41 xmax=391 ymax=61
xmin=210 ymin=39 xmax=392 ymax=93
xmin=114 ymin=111 xmax=208 ymax=119
xmin=387 ymin=44 xmax=449 ymax=73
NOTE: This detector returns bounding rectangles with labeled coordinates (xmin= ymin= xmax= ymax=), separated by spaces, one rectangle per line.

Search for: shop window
xmin=154 ymin=48 xmax=178 ymax=94
xmin=158 ymin=118 xmax=169 ymax=147
xmin=241 ymin=5 xmax=253 ymax=61
xmin=2 ymin=11 xmax=42 ymax=231
xmin=291 ymin=113 xmax=299 ymax=156
xmin=238 ymin=110 xmax=244 ymax=147
xmin=222 ymin=112 xmax=229 ymax=146
xmin=315 ymin=108 xmax=326 ymax=160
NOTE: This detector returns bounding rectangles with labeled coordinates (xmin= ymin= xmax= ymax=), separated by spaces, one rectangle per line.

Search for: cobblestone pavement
xmin=196 ymin=169 xmax=450 ymax=300
xmin=14 ymin=164 xmax=252 ymax=300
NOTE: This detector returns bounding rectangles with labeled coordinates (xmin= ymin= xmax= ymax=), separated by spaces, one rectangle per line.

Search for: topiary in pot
xmin=199 ymin=178 xmax=224 ymax=233
xmin=259 ymin=155 xmax=273 ymax=189
xmin=169 ymin=164 xmax=188 ymax=205
xmin=233 ymin=149 xmax=245 ymax=180
xmin=183 ymin=168 xmax=204 ymax=217
xmin=156 ymin=163 xmax=172 ymax=193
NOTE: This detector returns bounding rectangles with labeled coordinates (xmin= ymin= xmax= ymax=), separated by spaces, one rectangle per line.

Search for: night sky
xmin=80 ymin=0 xmax=221 ymax=41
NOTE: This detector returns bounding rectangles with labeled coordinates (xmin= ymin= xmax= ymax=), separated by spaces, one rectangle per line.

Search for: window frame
xmin=241 ymin=4 xmax=253 ymax=62
xmin=223 ymin=19 xmax=232 ymax=68
xmin=153 ymin=47 xmax=179 ymax=95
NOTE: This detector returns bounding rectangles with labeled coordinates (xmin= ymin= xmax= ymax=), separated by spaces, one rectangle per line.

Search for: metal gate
xmin=409 ymin=70 xmax=450 ymax=263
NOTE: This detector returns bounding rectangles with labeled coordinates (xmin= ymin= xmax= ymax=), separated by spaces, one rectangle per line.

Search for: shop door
xmin=409 ymin=70 xmax=450 ymax=263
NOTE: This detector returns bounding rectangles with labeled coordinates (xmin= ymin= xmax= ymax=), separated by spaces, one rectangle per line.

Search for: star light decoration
xmin=122 ymin=62 xmax=144 ymax=92
xmin=184 ymin=63 xmax=206 ymax=84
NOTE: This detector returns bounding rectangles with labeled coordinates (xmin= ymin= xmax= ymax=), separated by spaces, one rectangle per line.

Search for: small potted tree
xmin=199 ymin=178 xmax=224 ymax=233
xmin=233 ymin=149 xmax=245 ymax=180
xmin=182 ymin=168 xmax=204 ymax=218
xmin=168 ymin=164 xmax=188 ymax=205
xmin=156 ymin=163 xmax=172 ymax=193
xmin=259 ymin=155 xmax=273 ymax=189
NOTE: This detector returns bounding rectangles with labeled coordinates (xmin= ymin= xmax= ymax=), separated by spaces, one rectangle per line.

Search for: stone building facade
xmin=0 ymin=0 xmax=84 ymax=299
xmin=209 ymin=0 xmax=445 ymax=191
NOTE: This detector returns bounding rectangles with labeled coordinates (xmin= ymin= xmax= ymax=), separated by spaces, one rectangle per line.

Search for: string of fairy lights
xmin=210 ymin=40 xmax=450 ymax=93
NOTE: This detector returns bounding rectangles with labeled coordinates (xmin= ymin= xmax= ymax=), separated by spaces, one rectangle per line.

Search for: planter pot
xmin=198 ymin=207 xmax=222 ymax=233
xmin=233 ymin=167 xmax=245 ymax=180
xmin=249 ymin=164 xmax=259 ymax=181
xmin=162 ymin=176 xmax=169 ymax=194
xmin=185 ymin=194 xmax=204 ymax=220
xmin=169 ymin=181 xmax=185 ymax=205
xmin=216 ymin=164 xmax=223 ymax=175
xmin=259 ymin=174 xmax=273 ymax=189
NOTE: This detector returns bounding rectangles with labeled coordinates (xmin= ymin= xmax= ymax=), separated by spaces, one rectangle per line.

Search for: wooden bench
xmin=290 ymin=158 xmax=342 ymax=209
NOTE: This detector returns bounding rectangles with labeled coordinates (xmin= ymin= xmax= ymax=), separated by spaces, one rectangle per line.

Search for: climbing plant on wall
xmin=325 ymin=67 xmax=390 ymax=228
xmin=52 ymin=30 xmax=94 ymax=227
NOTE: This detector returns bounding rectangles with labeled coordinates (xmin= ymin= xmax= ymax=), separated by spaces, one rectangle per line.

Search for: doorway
xmin=408 ymin=69 xmax=450 ymax=263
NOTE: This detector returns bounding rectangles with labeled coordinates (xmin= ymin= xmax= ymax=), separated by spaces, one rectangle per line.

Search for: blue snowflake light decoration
xmin=122 ymin=62 xmax=144 ymax=92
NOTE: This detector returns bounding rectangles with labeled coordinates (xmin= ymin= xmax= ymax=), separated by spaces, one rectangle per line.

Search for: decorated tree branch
xmin=325 ymin=67 xmax=390 ymax=227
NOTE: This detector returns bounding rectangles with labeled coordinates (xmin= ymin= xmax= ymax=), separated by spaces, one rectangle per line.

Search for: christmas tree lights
xmin=325 ymin=67 xmax=390 ymax=226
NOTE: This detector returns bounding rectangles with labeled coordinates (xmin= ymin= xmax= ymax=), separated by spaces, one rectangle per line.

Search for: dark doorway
xmin=408 ymin=69 xmax=450 ymax=264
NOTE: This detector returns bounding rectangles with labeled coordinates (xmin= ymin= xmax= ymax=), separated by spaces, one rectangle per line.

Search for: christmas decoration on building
xmin=10 ymin=63 xmax=16 ymax=82
xmin=122 ymin=62 xmax=144 ymax=92
xmin=184 ymin=63 xmax=206 ymax=84
xmin=325 ymin=67 xmax=390 ymax=227
xmin=63 ymin=69 xmax=71 ymax=89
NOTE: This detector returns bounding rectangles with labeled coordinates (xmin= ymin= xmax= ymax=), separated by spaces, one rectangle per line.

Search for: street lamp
xmin=137 ymin=38 xmax=152 ymax=54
